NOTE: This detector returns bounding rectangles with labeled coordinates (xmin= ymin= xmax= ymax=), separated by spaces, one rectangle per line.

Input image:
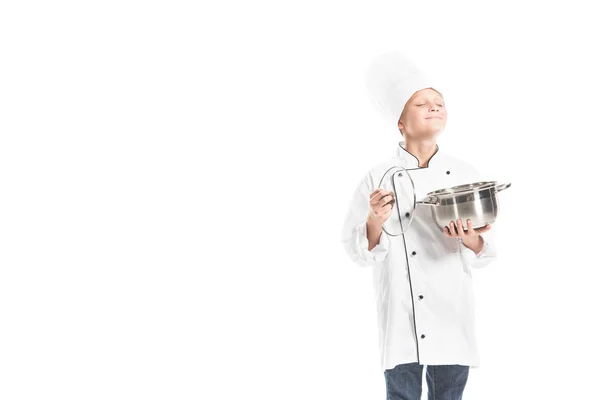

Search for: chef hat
xmin=364 ymin=51 xmax=442 ymax=128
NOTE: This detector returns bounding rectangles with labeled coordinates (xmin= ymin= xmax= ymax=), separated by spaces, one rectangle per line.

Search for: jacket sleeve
xmin=459 ymin=227 xmax=497 ymax=269
xmin=340 ymin=173 xmax=390 ymax=268
xmin=457 ymin=162 xmax=499 ymax=269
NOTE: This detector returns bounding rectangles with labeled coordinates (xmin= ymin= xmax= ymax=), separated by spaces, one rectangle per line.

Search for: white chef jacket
xmin=340 ymin=141 xmax=498 ymax=372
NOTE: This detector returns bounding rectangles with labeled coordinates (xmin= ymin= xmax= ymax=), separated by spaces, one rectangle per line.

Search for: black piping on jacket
xmin=394 ymin=141 xmax=441 ymax=365
xmin=397 ymin=212 xmax=421 ymax=364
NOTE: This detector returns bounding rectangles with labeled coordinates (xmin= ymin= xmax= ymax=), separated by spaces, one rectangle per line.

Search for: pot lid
xmin=377 ymin=165 xmax=417 ymax=236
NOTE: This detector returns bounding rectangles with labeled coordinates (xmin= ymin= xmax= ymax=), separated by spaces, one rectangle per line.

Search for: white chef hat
xmin=364 ymin=51 xmax=442 ymax=128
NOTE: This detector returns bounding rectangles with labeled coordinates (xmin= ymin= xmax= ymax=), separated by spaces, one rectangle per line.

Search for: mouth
xmin=426 ymin=116 xmax=443 ymax=120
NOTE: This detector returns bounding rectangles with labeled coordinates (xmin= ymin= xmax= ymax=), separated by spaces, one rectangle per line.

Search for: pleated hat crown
xmin=364 ymin=51 xmax=440 ymax=127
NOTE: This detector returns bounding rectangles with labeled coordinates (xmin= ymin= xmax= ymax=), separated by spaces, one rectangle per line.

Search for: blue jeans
xmin=384 ymin=362 xmax=469 ymax=400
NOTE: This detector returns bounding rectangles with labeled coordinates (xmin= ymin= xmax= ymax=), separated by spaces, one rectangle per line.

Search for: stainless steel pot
xmin=417 ymin=181 xmax=511 ymax=231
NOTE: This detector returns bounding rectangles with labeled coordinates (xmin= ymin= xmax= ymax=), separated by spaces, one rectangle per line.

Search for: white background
xmin=1 ymin=0 xmax=599 ymax=399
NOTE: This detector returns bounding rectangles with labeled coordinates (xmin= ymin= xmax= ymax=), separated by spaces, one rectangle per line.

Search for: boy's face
xmin=397 ymin=88 xmax=447 ymax=140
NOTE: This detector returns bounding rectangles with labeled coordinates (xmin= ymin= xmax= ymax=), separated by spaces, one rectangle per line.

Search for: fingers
xmin=369 ymin=188 xmax=386 ymax=201
xmin=369 ymin=188 xmax=395 ymax=220
xmin=456 ymin=219 xmax=466 ymax=238
xmin=444 ymin=221 xmax=458 ymax=237
xmin=451 ymin=221 xmax=459 ymax=235
xmin=474 ymin=224 xmax=492 ymax=234
xmin=369 ymin=188 xmax=386 ymax=203
xmin=444 ymin=220 xmax=469 ymax=238
xmin=465 ymin=219 xmax=475 ymax=236
xmin=381 ymin=194 xmax=395 ymax=206
xmin=370 ymin=188 xmax=395 ymax=209
xmin=379 ymin=198 xmax=394 ymax=213
xmin=443 ymin=226 xmax=452 ymax=237
xmin=375 ymin=195 xmax=395 ymax=213
xmin=443 ymin=218 xmax=495 ymax=238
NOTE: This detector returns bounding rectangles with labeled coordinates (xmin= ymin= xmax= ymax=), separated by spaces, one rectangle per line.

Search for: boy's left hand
xmin=443 ymin=219 xmax=491 ymax=244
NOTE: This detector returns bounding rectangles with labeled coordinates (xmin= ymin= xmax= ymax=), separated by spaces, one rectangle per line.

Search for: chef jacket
xmin=340 ymin=140 xmax=498 ymax=372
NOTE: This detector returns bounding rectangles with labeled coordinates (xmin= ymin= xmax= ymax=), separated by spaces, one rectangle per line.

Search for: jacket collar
xmin=396 ymin=140 xmax=440 ymax=168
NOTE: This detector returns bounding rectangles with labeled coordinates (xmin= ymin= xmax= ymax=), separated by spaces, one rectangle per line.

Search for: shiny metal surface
xmin=418 ymin=182 xmax=511 ymax=231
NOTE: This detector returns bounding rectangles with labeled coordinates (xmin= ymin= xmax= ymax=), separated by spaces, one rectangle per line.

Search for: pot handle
xmin=496 ymin=182 xmax=512 ymax=192
xmin=416 ymin=196 xmax=438 ymax=206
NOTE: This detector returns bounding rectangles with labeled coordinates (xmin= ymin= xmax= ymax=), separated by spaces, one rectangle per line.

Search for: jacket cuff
xmin=356 ymin=221 xmax=390 ymax=264
xmin=459 ymin=233 xmax=497 ymax=269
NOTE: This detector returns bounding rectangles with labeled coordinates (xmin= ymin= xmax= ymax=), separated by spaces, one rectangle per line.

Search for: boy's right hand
xmin=367 ymin=188 xmax=395 ymax=225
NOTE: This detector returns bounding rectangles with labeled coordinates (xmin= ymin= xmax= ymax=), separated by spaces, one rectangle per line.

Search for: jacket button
xmin=405 ymin=212 xmax=410 ymax=217
xmin=411 ymin=251 xmax=417 ymax=256
xmin=421 ymin=334 xmax=426 ymax=339
xmin=446 ymin=170 xmax=451 ymax=175
xmin=419 ymin=295 xmax=423 ymax=300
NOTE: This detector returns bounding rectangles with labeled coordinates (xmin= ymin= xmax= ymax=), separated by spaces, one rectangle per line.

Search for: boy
xmin=340 ymin=52 xmax=498 ymax=400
